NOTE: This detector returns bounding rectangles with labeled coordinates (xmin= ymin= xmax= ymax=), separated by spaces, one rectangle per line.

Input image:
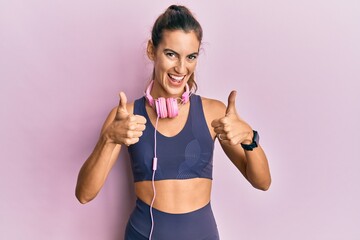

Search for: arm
xmin=205 ymin=91 xmax=271 ymax=191
xmin=219 ymin=138 xmax=271 ymax=191
xmin=75 ymin=92 xmax=146 ymax=204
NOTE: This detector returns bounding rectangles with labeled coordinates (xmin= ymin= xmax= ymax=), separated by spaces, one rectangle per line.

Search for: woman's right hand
xmin=103 ymin=92 xmax=147 ymax=146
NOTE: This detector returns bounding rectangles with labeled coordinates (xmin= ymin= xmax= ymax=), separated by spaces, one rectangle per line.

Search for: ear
xmin=147 ymin=40 xmax=155 ymax=61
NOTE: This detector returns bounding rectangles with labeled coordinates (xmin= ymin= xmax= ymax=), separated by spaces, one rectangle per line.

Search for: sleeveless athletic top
xmin=128 ymin=94 xmax=214 ymax=182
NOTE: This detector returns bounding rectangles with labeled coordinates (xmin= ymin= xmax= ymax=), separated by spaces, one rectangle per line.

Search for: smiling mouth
xmin=168 ymin=74 xmax=185 ymax=83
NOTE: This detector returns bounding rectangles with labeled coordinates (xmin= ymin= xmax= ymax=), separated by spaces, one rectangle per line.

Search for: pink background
xmin=1 ymin=0 xmax=359 ymax=239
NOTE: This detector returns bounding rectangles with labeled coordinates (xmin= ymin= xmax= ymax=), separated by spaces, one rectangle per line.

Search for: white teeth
xmin=169 ymin=74 xmax=185 ymax=82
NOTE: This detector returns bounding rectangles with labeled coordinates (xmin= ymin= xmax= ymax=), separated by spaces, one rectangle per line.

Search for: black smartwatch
xmin=241 ymin=130 xmax=259 ymax=151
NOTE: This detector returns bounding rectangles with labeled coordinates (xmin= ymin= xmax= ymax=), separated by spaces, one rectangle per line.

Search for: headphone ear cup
xmin=155 ymin=97 xmax=168 ymax=118
xmin=166 ymin=98 xmax=178 ymax=118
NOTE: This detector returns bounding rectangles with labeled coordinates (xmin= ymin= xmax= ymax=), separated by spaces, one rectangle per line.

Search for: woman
xmin=76 ymin=5 xmax=271 ymax=240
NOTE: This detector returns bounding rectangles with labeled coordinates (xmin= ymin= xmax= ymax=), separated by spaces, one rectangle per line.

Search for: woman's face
xmin=148 ymin=30 xmax=200 ymax=98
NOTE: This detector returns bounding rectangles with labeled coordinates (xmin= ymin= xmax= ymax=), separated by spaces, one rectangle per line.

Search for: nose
xmin=174 ymin=59 xmax=186 ymax=74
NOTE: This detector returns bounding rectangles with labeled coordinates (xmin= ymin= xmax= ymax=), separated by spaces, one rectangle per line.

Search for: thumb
xmin=225 ymin=90 xmax=237 ymax=115
xmin=116 ymin=92 xmax=129 ymax=120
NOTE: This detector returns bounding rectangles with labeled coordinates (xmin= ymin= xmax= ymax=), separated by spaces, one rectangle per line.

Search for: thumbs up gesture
xmin=106 ymin=92 xmax=147 ymax=146
xmin=211 ymin=91 xmax=253 ymax=146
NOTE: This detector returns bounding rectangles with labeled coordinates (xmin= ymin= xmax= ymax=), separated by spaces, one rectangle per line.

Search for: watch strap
xmin=241 ymin=130 xmax=259 ymax=151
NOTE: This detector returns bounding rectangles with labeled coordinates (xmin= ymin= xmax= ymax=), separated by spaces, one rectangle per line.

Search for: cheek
xmin=189 ymin=62 xmax=198 ymax=73
xmin=155 ymin=58 xmax=172 ymax=72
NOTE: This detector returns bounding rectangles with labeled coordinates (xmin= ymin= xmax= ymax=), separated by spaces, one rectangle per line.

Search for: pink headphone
xmin=145 ymin=80 xmax=190 ymax=118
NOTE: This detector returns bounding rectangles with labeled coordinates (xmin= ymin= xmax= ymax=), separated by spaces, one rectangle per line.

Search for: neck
xmin=151 ymin=80 xmax=185 ymax=99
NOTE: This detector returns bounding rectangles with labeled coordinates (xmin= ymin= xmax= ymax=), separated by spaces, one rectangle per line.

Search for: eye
xmin=187 ymin=55 xmax=198 ymax=61
xmin=165 ymin=52 xmax=176 ymax=58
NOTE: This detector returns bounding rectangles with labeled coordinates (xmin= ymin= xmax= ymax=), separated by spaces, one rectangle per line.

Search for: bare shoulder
xmin=200 ymin=96 xmax=226 ymax=120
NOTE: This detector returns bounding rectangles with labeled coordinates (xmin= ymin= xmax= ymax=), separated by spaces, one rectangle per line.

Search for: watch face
xmin=254 ymin=131 xmax=259 ymax=145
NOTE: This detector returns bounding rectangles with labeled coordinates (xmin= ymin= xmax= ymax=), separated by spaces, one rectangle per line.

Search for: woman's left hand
xmin=211 ymin=91 xmax=253 ymax=146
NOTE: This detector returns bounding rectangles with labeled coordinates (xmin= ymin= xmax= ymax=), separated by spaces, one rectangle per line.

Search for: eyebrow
xmin=163 ymin=48 xmax=199 ymax=56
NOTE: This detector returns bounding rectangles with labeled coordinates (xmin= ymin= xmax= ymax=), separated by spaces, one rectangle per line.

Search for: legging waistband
xmin=125 ymin=198 xmax=219 ymax=240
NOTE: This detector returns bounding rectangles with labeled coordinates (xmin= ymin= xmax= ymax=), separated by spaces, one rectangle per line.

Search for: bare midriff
xmin=135 ymin=178 xmax=212 ymax=214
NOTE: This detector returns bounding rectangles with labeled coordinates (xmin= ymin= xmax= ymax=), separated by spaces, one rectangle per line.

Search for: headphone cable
xmin=149 ymin=114 xmax=159 ymax=240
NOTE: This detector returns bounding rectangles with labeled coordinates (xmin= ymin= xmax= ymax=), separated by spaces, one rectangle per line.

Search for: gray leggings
xmin=124 ymin=198 xmax=219 ymax=240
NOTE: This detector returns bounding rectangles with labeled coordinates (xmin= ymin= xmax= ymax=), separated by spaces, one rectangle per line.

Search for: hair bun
xmin=168 ymin=5 xmax=181 ymax=11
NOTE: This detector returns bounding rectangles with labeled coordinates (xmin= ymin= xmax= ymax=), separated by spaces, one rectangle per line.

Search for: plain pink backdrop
xmin=1 ymin=0 xmax=359 ymax=239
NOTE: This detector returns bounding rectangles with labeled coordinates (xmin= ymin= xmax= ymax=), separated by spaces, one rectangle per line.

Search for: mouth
xmin=168 ymin=74 xmax=185 ymax=84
